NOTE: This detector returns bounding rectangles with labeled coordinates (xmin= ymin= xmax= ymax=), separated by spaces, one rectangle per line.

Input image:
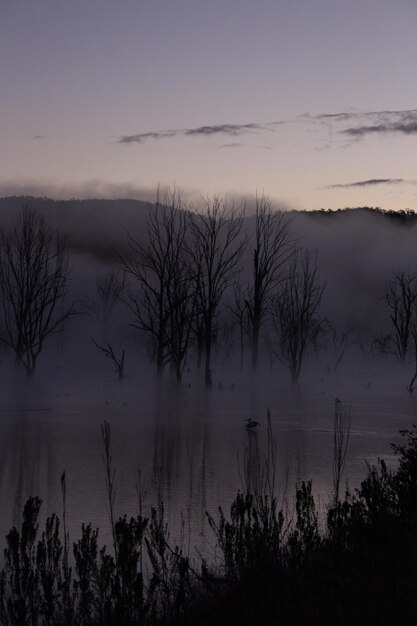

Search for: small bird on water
xmin=245 ymin=418 xmax=259 ymax=429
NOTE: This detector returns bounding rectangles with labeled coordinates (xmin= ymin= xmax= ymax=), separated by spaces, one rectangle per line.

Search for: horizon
xmin=1 ymin=193 xmax=416 ymax=217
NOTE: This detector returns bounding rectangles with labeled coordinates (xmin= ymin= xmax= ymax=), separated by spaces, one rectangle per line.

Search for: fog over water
xmin=1 ymin=197 xmax=417 ymax=558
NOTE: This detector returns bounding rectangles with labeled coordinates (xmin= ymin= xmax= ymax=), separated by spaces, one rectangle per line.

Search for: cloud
xmin=306 ymin=111 xmax=361 ymax=122
xmin=342 ymin=121 xmax=417 ymax=138
xmin=0 ymin=177 xmax=301 ymax=222
xmin=118 ymin=130 xmax=178 ymax=144
xmin=309 ymin=108 xmax=417 ymax=141
xmin=118 ymin=121 xmax=272 ymax=145
xmin=313 ymin=108 xmax=410 ymax=119
xmin=32 ymin=135 xmax=45 ymax=141
xmin=323 ymin=178 xmax=416 ymax=189
xmin=184 ymin=122 xmax=264 ymax=136
xmin=312 ymin=108 xmax=417 ymax=123
xmin=300 ymin=108 xmax=417 ymax=145
xmin=0 ymin=178 xmax=158 ymax=202
xmin=121 ymin=108 xmax=417 ymax=148
xmin=0 ymin=178 xmax=215 ymax=207
xmin=120 ymin=108 xmax=417 ymax=146
xmin=219 ymin=142 xmax=244 ymax=148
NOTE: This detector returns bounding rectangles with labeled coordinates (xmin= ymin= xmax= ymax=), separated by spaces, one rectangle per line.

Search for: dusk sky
xmin=1 ymin=0 xmax=417 ymax=211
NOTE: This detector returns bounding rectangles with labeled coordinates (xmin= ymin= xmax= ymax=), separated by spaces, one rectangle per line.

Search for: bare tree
xmin=0 ymin=206 xmax=73 ymax=377
xmin=244 ymin=195 xmax=293 ymax=369
xmin=408 ymin=326 xmax=417 ymax=392
xmin=324 ymin=320 xmax=355 ymax=372
xmin=385 ymin=268 xmax=417 ymax=361
xmin=407 ymin=300 xmax=417 ymax=392
xmin=165 ymin=251 xmax=199 ymax=381
xmin=189 ymin=197 xmax=247 ymax=386
xmin=272 ymin=249 xmax=325 ymax=383
xmin=83 ymin=270 xmax=126 ymax=342
xmin=91 ymin=337 xmax=125 ymax=380
xmin=121 ymin=189 xmax=196 ymax=380
xmin=228 ymin=282 xmax=250 ymax=370
xmin=83 ymin=270 xmax=127 ymax=379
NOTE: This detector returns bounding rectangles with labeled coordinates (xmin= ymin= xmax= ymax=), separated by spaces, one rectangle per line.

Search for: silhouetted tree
xmin=228 ymin=282 xmax=250 ymax=369
xmin=272 ymin=249 xmax=325 ymax=383
xmin=121 ymin=189 xmax=196 ymax=380
xmin=244 ymin=195 xmax=293 ymax=369
xmin=324 ymin=320 xmax=355 ymax=372
xmin=407 ymin=298 xmax=417 ymax=392
xmin=82 ymin=270 xmax=126 ymax=342
xmin=165 ymin=248 xmax=199 ymax=381
xmin=189 ymin=197 xmax=246 ymax=386
xmin=91 ymin=337 xmax=125 ymax=380
xmin=0 ymin=206 xmax=73 ymax=377
xmin=385 ymin=268 xmax=417 ymax=361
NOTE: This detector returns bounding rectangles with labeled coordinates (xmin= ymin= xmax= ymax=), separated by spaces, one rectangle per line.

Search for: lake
xmin=0 ymin=357 xmax=415 ymax=562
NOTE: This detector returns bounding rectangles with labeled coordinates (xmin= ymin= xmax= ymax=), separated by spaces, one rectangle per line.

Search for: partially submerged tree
xmin=121 ymin=189 xmax=196 ymax=380
xmin=324 ymin=320 xmax=355 ymax=373
xmin=272 ymin=249 xmax=325 ymax=383
xmin=244 ymin=195 xmax=292 ymax=369
xmin=385 ymin=268 xmax=417 ymax=362
xmin=0 ymin=206 xmax=73 ymax=377
xmin=83 ymin=270 xmax=126 ymax=342
xmin=91 ymin=337 xmax=125 ymax=380
xmin=165 ymin=247 xmax=199 ymax=381
xmin=406 ymin=299 xmax=417 ymax=392
xmin=189 ymin=197 xmax=247 ymax=386
xmin=228 ymin=282 xmax=250 ymax=370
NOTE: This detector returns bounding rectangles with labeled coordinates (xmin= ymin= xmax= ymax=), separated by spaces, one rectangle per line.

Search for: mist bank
xmin=0 ymin=196 xmax=417 ymax=390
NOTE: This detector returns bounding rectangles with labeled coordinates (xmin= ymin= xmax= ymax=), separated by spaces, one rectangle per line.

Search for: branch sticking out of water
xmin=101 ymin=420 xmax=118 ymax=561
xmin=332 ymin=398 xmax=352 ymax=504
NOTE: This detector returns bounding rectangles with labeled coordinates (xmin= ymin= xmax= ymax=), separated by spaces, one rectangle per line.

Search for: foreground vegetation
xmin=1 ymin=420 xmax=417 ymax=625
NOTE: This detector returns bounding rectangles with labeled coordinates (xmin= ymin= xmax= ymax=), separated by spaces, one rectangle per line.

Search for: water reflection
xmin=0 ymin=376 xmax=415 ymax=559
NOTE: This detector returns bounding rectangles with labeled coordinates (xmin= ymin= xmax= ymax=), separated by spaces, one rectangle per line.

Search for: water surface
xmin=0 ymin=363 xmax=415 ymax=560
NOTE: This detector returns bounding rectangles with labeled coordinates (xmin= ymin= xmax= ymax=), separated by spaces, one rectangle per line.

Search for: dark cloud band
xmin=119 ymin=130 xmax=178 ymax=144
xmin=118 ymin=122 xmax=271 ymax=144
xmin=324 ymin=178 xmax=415 ymax=189
xmin=342 ymin=121 xmax=417 ymax=138
xmin=118 ymin=108 xmax=417 ymax=146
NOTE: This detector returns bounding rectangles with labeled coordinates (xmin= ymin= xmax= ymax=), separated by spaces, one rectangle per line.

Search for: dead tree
xmin=272 ymin=249 xmax=325 ymax=383
xmin=83 ymin=270 xmax=126 ymax=342
xmin=408 ymin=327 xmax=417 ymax=392
xmin=121 ymin=189 xmax=196 ymax=380
xmin=91 ymin=337 xmax=125 ymax=380
xmin=0 ymin=206 xmax=73 ymax=377
xmin=189 ymin=197 xmax=247 ymax=386
xmin=165 ymin=255 xmax=199 ymax=381
xmin=407 ymin=304 xmax=417 ymax=392
xmin=325 ymin=320 xmax=355 ymax=372
xmin=385 ymin=269 xmax=417 ymax=361
xmin=245 ymin=195 xmax=293 ymax=369
xmin=228 ymin=282 xmax=250 ymax=370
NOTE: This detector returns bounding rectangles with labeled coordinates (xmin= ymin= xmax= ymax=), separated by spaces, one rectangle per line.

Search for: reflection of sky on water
xmin=0 ymin=365 xmax=414 ymax=560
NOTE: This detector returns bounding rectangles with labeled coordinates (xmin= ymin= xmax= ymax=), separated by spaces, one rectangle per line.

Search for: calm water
xmin=0 ymin=362 xmax=415 ymax=561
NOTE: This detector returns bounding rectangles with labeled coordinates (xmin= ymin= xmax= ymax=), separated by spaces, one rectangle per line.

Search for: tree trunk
xmin=205 ymin=339 xmax=213 ymax=387
xmin=251 ymin=319 xmax=260 ymax=369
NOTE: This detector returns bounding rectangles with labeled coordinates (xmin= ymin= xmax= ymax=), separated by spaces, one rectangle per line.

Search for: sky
xmin=1 ymin=0 xmax=417 ymax=211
